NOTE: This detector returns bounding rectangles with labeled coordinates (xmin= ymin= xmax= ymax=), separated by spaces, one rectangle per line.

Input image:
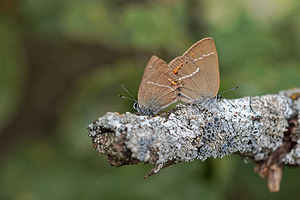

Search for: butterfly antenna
xmin=217 ymin=86 xmax=239 ymax=108
xmin=120 ymin=84 xmax=137 ymax=102
xmin=218 ymin=86 xmax=240 ymax=95
xmin=118 ymin=94 xmax=135 ymax=102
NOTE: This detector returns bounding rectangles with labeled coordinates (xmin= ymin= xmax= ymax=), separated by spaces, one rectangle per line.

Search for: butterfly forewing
xmin=168 ymin=37 xmax=220 ymax=102
xmin=183 ymin=37 xmax=220 ymax=97
xmin=137 ymin=55 xmax=180 ymax=113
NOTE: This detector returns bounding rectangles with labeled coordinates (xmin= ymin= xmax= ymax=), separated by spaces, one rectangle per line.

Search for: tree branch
xmin=87 ymin=88 xmax=300 ymax=192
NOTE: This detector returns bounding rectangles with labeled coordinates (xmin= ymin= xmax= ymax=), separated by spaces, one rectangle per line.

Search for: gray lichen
xmin=280 ymin=88 xmax=300 ymax=165
xmin=87 ymin=88 xmax=300 ymax=176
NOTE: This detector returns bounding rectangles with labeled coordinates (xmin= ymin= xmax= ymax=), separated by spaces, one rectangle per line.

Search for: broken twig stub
xmin=87 ymin=88 xmax=300 ymax=191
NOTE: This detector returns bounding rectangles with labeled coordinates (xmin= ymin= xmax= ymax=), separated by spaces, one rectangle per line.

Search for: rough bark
xmin=87 ymin=87 xmax=300 ymax=192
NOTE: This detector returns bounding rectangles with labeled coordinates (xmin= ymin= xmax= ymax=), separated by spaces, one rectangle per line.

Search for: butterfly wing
xmin=137 ymin=55 xmax=180 ymax=114
xmin=168 ymin=37 xmax=220 ymax=102
xmin=168 ymin=56 xmax=210 ymax=102
xmin=183 ymin=37 xmax=220 ymax=98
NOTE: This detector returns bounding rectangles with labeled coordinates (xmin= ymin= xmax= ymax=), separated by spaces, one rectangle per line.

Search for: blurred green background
xmin=1 ymin=0 xmax=300 ymax=199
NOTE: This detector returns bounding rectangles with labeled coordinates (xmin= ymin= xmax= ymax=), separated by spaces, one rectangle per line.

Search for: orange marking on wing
xmin=291 ymin=92 xmax=300 ymax=100
xmin=173 ymin=69 xmax=178 ymax=74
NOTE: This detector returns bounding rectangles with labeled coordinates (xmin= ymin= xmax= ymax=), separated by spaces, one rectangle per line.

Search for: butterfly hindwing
xmin=168 ymin=56 xmax=210 ymax=102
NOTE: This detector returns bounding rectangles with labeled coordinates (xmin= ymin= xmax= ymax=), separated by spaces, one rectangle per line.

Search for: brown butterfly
xmin=134 ymin=37 xmax=220 ymax=115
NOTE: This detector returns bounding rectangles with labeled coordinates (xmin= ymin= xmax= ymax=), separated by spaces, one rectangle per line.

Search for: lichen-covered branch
xmin=87 ymin=88 xmax=300 ymax=192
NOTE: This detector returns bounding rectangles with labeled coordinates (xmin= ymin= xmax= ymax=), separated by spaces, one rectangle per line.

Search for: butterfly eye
xmin=133 ymin=102 xmax=138 ymax=110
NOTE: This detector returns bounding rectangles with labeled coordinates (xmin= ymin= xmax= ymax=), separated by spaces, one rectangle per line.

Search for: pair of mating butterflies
xmin=134 ymin=37 xmax=220 ymax=115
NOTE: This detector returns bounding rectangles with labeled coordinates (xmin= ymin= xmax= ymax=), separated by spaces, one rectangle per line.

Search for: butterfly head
xmin=133 ymin=101 xmax=138 ymax=111
xmin=133 ymin=101 xmax=159 ymax=115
